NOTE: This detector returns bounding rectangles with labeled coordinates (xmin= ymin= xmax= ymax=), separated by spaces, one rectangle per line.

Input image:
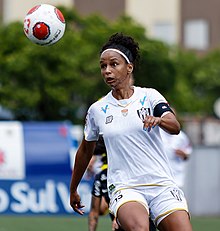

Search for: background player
xmin=160 ymin=112 xmax=193 ymax=189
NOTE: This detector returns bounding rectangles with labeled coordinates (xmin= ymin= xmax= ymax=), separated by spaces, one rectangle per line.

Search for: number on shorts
xmin=114 ymin=194 xmax=123 ymax=203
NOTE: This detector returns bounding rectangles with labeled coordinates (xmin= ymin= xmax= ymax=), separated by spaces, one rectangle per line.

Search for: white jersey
xmin=84 ymin=86 xmax=176 ymax=193
xmin=160 ymin=129 xmax=192 ymax=188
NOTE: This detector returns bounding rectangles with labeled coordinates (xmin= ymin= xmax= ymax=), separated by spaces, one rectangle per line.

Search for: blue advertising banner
xmin=0 ymin=121 xmax=93 ymax=215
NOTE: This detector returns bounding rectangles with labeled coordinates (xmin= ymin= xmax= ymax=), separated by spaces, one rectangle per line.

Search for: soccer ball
xmin=23 ymin=4 xmax=66 ymax=46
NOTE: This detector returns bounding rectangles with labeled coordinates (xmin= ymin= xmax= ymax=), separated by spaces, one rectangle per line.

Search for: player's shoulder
xmin=88 ymin=93 xmax=110 ymax=112
xmin=134 ymin=86 xmax=161 ymax=99
xmin=135 ymin=86 xmax=159 ymax=94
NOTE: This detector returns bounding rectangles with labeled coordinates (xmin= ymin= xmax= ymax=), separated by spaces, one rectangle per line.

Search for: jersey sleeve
xmin=148 ymin=88 xmax=173 ymax=117
xmin=84 ymin=106 xmax=99 ymax=141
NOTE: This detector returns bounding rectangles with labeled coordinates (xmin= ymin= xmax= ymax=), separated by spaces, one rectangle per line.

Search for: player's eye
xmin=100 ymin=63 xmax=107 ymax=69
xmin=111 ymin=62 xmax=118 ymax=67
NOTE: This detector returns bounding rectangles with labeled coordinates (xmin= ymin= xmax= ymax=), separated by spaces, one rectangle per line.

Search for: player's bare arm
xmin=143 ymin=112 xmax=180 ymax=134
xmin=70 ymin=139 xmax=96 ymax=215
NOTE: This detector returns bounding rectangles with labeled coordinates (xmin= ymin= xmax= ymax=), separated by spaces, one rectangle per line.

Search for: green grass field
xmin=0 ymin=215 xmax=219 ymax=231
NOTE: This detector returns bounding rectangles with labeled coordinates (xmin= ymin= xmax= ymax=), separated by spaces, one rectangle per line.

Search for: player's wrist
xmin=158 ymin=117 xmax=162 ymax=125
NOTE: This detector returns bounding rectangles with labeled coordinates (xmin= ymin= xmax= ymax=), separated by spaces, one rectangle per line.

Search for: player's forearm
xmin=143 ymin=113 xmax=180 ymax=135
xmin=70 ymin=140 xmax=94 ymax=192
xmin=70 ymin=156 xmax=92 ymax=193
xmin=159 ymin=114 xmax=180 ymax=135
xmin=70 ymin=155 xmax=89 ymax=192
xmin=175 ymin=149 xmax=189 ymax=160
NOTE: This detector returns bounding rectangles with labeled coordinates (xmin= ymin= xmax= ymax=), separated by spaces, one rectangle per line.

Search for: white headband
xmin=101 ymin=48 xmax=131 ymax=63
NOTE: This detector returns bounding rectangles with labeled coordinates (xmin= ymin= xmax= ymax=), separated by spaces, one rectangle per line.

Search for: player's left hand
xmin=143 ymin=115 xmax=161 ymax=132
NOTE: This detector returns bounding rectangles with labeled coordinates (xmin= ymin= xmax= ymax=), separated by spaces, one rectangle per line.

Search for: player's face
xmin=100 ymin=51 xmax=131 ymax=89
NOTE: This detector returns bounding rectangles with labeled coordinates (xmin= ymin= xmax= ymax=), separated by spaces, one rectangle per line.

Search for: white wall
xmin=126 ymin=0 xmax=180 ymax=45
xmin=3 ymin=0 xmax=73 ymax=23
xmin=184 ymin=146 xmax=220 ymax=216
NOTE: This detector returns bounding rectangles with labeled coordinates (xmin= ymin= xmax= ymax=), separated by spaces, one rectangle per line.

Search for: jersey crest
xmin=137 ymin=107 xmax=150 ymax=121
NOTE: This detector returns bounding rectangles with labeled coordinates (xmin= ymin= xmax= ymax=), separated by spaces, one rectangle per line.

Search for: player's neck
xmin=112 ymin=86 xmax=134 ymax=100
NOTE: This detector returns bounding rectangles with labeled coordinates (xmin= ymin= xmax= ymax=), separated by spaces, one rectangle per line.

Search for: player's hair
xmin=100 ymin=32 xmax=140 ymax=70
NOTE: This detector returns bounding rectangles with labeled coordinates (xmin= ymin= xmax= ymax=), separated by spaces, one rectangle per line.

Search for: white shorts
xmin=109 ymin=185 xmax=189 ymax=227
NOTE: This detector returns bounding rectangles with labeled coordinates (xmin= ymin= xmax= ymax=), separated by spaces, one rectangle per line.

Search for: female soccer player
xmin=70 ymin=32 xmax=192 ymax=231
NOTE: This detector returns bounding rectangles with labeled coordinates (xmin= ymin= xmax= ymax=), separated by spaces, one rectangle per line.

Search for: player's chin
xmin=105 ymin=80 xmax=116 ymax=88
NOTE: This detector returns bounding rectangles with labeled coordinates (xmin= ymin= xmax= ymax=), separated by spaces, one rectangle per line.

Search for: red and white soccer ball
xmin=23 ymin=4 xmax=66 ymax=46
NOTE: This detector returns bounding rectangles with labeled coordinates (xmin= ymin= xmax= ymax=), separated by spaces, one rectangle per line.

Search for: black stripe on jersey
xmin=153 ymin=102 xmax=173 ymax=117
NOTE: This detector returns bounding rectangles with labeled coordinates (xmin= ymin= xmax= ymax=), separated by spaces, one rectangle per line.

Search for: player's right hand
xmin=70 ymin=191 xmax=85 ymax=215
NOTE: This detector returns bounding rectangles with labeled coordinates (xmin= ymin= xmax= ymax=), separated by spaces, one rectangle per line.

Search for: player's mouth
xmin=105 ymin=77 xmax=115 ymax=84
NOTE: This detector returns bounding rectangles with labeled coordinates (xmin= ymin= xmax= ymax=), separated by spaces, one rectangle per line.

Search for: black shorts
xmin=91 ymin=168 xmax=110 ymax=204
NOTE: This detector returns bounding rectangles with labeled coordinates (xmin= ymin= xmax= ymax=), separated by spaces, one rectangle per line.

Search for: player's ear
xmin=127 ymin=64 xmax=133 ymax=74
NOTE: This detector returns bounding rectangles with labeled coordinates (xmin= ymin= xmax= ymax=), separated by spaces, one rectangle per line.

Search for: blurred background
xmin=0 ymin=0 xmax=220 ymax=230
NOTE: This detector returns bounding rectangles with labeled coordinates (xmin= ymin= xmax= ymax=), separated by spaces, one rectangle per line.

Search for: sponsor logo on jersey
xmin=140 ymin=96 xmax=147 ymax=106
xmin=105 ymin=115 xmax=113 ymax=124
xmin=101 ymin=105 xmax=109 ymax=113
